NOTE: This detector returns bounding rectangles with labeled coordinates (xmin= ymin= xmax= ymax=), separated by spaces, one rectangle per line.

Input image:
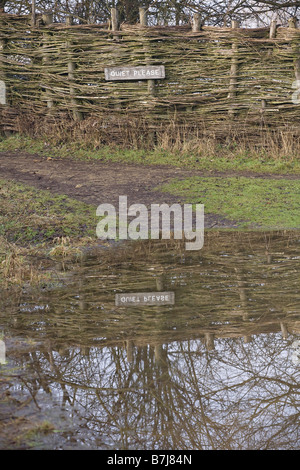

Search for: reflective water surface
xmin=0 ymin=231 xmax=299 ymax=450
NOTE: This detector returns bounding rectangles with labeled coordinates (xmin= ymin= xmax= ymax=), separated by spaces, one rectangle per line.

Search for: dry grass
xmin=0 ymin=237 xmax=49 ymax=287
xmin=11 ymin=115 xmax=300 ymax=168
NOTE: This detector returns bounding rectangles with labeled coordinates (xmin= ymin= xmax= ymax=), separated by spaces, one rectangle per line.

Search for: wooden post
xmin=228 ymin=20 xmax=239 ymax=115
xmin=289 ymin=16 xmax=300 ymax=99
xmin=42 ymin=11 xmax=53 ymax=26
xmin=110 ymin=9 xmax=122 ymax=110
xmin=139 ymin=8 xmax=155 ymax=97
xmin=0 ymin=41 xmax=6 ymax=106
xmin=31 ymin=0 xmax=36 ymax=27
xmin=288 ymin=17 xmax=297 ymax=29
xmin=192 ymin=13 xmax=201 ymax=32
xmin=0 ymin=15 xmax=12 ymax=136
xmin=154 ymin=344 xmax=164 ymax=363
xmin=261 ymin=99 xmax=267 ymax=110
xmin=280 ymin=322 xmax=288 ymax=339
xmin=269 ymin=20 xmax=277 ymax=39
xmin=204 ymin=333 xmax=215 ymax=350
xmin=68 ymin=63 xmax=83 ymax=121
xmin=188 ymin=13 xmax=202 ymax=113
xmin=126 ymin=340 xmax=133 ymax=363
xmin=139 ymin=7 xmax=147 ymax=26
xmin=66 ymin=14 xmax=73 ymax=26
xmin=156 ymin=274 xmax=164 ymax=291
xmin=0 ymin=14 xmax=7 ymax=107
xmin=66 ymin=15 xmax=83 ymax=121
xmin=111 ymin=7 xmax=118 ymax=32
xmin=139 ymin=6 xmax=156 ymax=144
xmin=243 ymin=336 xmax=252 ymax=344
xmin=110 ymin=8 xmax=119 ymax=42
xmin=235 ymin=266 xmax=248 ymax=309
xmin=0 ymin=37 xmax=8 ymax=132
xmin=42 ymin=12 xmax=54 ymax=110
xmin=260 ymin=98 xmax=267 ymax=123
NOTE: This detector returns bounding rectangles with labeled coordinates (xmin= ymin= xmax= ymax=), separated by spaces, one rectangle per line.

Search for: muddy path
xmin=1 ymin=151 xmax=299 ymax=228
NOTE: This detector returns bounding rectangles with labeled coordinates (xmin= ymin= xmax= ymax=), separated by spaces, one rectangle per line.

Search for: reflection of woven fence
xmin=1 ymin=232 xmax=298 ymax=350
xmin=0 ymin=11 xmax=300 ymax=137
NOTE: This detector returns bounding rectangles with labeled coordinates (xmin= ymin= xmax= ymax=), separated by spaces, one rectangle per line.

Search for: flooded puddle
xmin=0 ymin=231 xmax=299 ymax=450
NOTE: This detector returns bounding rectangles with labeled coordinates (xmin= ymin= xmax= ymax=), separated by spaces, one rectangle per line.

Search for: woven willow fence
xmin=0 ymin=10 xmax=300 ymax=142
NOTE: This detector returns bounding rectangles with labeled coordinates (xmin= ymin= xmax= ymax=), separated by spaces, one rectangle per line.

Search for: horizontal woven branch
xmin=1 ymin=14 xmax=300 ymax=137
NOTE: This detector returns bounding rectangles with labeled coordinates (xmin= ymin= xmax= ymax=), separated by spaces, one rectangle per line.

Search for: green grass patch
xmin=158 ymin=176 xmax=300 ymax=229
xmin=0 ymin=134 xmax=299 ymax=175
xmin=0 ymin=178 xmax=98 ymax=246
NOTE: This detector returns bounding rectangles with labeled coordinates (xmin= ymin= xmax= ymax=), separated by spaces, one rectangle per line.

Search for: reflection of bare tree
xmin=1 ymin=231 xmax=300 ymax=449
xmin=6 ymin=331 xmax=300 ymax=450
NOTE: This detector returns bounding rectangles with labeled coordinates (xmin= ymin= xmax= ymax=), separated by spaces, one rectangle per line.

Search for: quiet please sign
xmin=104 ymin=65 xmax=165 ymax=81
xmin=115 ymin=291 xmax=175 ymax=306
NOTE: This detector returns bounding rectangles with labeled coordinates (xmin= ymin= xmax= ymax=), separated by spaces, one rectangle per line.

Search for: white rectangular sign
xmin=115 ymin=291 xmax=174 ymax=306
xmin=104 ymin=65 xmax=165 ymax=81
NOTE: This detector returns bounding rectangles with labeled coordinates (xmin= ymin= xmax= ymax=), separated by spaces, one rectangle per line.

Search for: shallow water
xmin=0 ymin=231 xmax=299 ymax=450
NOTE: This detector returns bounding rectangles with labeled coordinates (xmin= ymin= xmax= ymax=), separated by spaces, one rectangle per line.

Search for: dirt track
xmin=1 ymin=151 xmax=299 ymax=228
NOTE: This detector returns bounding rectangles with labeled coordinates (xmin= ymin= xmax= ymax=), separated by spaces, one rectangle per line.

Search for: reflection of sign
xmin=104 ymin=66 xmax=165 ymax=81
xmin=0 ymin=339 xmax=6 ymax=364
xmin=0 ymin=81 xmax=6 ymax=105
xmin=115 ymin=291 xmax=174 ymax=306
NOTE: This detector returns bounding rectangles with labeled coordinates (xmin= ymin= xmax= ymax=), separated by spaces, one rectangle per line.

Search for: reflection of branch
xmin=10 ymin=335 xmax=299 ymax=449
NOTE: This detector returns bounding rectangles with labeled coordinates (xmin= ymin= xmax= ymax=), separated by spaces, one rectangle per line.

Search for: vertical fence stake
xmin=269 ymin=20 xmax=277 ymax=38
xmin=189 ymin=13 xmax=202 ymax=113
xmin=260 ymin=99 xmax=267 ymax=123
xmin=66 ymin=15 xmax=83 ymax=121
xmin=111 ymin=8 xmax=122 ymax=110
xmin=0 ymin=14 xmax=11 ymax=135
xmin=42 ymin=12 xmax=54 ymax=110
xmin=139 ymin=7 xmax=156 ymax=143
xmin=66 ymin=14 xmax=72 ymax=26
xmin=228 ymin=20 xmax=239 ymax=115
xmin=288 ymin=17 xmax=297 ymax=29
xmin=192 ymin=13 xmax=201 ymax=32
xmin=139 ymin=8 xmax=155 ymax=97
xmin=31 ymin=0 xmax=36 ymax=27
xmin=0 ymin=13 xmax=7 ymax=105
xmin=42 ymin=12 xmax=53 ymax=26
xmin=289 ymin=17 xmax=300 ymax=85
xmin=111 ymin=7 xmax=118 ymax=33
xmin=139 ymin=7 xmax=147 ymax=27
xmin=0 ymin=38 xmax=7 ymax=106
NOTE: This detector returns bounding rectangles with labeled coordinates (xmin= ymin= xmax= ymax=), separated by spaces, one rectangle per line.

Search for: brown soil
xmin=1 ymin=151 xmax=299 ymax=228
